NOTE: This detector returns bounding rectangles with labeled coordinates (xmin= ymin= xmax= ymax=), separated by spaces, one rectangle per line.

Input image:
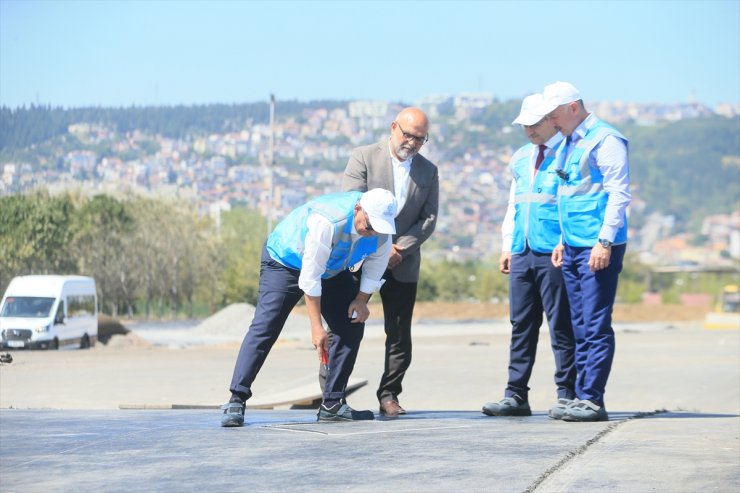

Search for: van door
xmin=51 ymin=299 xmax=68 ymax=347
xmin=65 ymin=294 xmax=97 ymax=347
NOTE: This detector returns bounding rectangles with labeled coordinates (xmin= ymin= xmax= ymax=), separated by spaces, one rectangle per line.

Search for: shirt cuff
xmin=298 ymin=277 xmax=322 ymax=297
xmin=502 ymin=237 xmax=513 ymax=252
xmin=598 ymin=227 xmax=617 ymax=243
xmin=359 ymin=277 xmax=384 ymax=295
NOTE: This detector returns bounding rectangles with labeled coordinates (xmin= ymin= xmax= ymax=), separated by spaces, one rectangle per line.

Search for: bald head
xmin=390 ymin=107 xmax=429 ymax=161
xmin=396 ymin=107 xmax=429 ymax=129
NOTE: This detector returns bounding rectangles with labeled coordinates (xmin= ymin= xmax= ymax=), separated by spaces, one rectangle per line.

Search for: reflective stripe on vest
xmin=556 ymin=118 xmax=628 ymax=247
xmin=509 ymin=143 xmax=562 ymax=254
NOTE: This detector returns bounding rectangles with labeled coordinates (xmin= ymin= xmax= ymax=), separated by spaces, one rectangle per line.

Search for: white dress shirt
xmin=388 ymin=141 xmax=412 ymax=215
xmin=298 ymin=213 xmax=391 ymax=297
xmin=501 ymin=132 xmax=563 ymax=252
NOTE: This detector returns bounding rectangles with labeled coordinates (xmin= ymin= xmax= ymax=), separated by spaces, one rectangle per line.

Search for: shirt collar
xmin=544 ymin=132 xmax=564 ymax=150
xmin=571 ymin=113 xmax=596 ymax=143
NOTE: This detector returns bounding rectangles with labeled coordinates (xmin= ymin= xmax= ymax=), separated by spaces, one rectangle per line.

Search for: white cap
xmin=512 ymin=93 xmax=546 ymax=126
xmin=360 ymin=188 xmax=397 ymax=234
xmin=538 ymin=81 xmax=581 ymax=115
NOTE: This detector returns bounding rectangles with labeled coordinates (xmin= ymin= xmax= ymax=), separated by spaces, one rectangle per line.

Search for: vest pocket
xmin=327 ymin=243 xmax=351 ymax=274
xmin=564 ymin=199 xmax=601 ymax=235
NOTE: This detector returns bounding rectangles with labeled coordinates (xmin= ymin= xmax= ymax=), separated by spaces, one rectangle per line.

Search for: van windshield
xmin=0 ymin=297 xmax=56 ymax=318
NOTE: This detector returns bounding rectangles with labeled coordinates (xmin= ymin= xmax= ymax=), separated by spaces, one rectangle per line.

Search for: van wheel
xmin=80 ymin=335 xmax=90 ymax=349
xmin=50 ymin=338 xmax=59 ymax=350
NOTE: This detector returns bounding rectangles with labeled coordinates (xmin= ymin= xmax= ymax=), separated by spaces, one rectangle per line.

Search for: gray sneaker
xmin=562 ymin=399 xmax=608 ymax=422
xmin=220 ymin=401 xmax=245 ymax=427
xmin=548 ymin=398 xmax=577 ymax=420
xmin=317 ymin=403 xmax=375 ymax=422
xmin=482 ymin=395 xmax=531 ymax=416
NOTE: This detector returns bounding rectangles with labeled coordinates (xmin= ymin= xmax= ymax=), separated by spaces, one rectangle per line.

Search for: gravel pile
xmin=193 ymin=303 xmax=312 ymax=340
xmin=101 ymin=332 xmax=153 ymax=349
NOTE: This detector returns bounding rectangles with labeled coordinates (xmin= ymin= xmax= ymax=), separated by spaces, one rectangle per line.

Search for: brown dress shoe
xmin=379 ymin=400 xmax=406 ymax=417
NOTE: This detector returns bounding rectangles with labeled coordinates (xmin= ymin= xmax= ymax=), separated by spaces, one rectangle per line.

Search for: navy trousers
xmin=561 ymin=243 xmax=626 ymax=406
xmin=229 ymin=247 xmax=364 ymax=402
xmin=506 ymin=246 xmax=576 ymax=402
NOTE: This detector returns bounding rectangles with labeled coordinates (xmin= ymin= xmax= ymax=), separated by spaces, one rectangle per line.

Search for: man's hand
xmin=551 ymin=243 xmax=564 ymax=268
xmin=499 ymin=252 xmax=512 ymax=274
xmin=311 ymin=322 xmax=329 ymax=362
xmin=348 ymin=294 xmax=371 ymax=324
xmin=388 ymin=244 xmax=404 ymax=269
xmin=589 ymin=242 xmax=611 ymax=272
xmin=305 ymin=294 xmax=328 ymax=361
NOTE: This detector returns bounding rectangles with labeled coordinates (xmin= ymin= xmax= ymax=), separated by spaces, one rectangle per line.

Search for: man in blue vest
xmin=482 ymin=94 xmax=576 ymax=419
xmin=541 ymin=81 xmax=631 ymax=422
xmin=221 ymin=189 xmax=398 ymax=427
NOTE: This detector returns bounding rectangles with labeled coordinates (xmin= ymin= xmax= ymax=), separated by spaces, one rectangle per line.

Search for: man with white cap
xmin=221 ymin=189 xmax=397 ymax=426
xmin=539 ymin=81 xmax=631 ymax=422
xmin=482 ymin=94 xmax=576 ymax=419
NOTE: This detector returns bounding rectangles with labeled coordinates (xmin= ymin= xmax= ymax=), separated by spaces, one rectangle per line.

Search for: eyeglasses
xmin=394 ymin=121 xmax=429 ymax=145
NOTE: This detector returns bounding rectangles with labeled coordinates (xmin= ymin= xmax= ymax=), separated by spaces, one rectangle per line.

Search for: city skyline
xmin=1 ymin=0 xmax=739 ymax=109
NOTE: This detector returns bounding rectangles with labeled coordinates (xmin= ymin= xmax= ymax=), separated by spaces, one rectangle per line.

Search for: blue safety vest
xmin=509 ymin=143 xmax=562 ymax=253
xmin=556 ymin=117 xmax=628 ymax=247
xmin=266 ymin=192 xmax=385 ymax=278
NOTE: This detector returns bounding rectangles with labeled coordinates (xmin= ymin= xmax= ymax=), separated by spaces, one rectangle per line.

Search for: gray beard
xmin=395 ymin=146 xmax=415 ymax=161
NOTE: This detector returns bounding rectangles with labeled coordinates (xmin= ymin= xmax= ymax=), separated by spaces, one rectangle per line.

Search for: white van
xmin=0 ymin=275 xmax=98 ymax=350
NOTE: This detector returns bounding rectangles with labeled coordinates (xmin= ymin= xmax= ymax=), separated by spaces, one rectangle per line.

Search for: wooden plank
xmin=119 ymin=378 xmax=368 ymax=410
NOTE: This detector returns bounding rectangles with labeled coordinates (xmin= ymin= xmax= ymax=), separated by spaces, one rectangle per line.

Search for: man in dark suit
xmin=342 ymin=107 xmax=439 ymax=417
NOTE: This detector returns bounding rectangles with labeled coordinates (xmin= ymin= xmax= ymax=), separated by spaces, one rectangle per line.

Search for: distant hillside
xmin=1 ymin=102 xmax=737 ymax=232
xmin=0 ymin=100 xmax=347 ymax=149
xmin=623 ymin=116 xmax=740 ymax=228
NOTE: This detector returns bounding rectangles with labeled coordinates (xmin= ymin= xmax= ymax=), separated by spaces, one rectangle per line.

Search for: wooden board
xmin=119 ymin=378 xmax=368 ymax=410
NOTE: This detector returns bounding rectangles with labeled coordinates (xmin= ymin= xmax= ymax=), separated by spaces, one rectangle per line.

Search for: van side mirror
xmin=54 ymin=312 xmax=65 ymax=325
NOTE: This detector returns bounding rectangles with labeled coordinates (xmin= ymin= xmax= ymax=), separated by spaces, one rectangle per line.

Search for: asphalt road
xmin=0 ymin=320 xmax=738 ymax=492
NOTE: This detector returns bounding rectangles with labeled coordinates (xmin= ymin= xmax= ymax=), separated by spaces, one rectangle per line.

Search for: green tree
xmin=472 ymin=261 xmax=509 ymax=302
xmin=71 ymin=194 xmax=135 ymax=316
xmin=0 ymin=192 xmax=77 ymax=294
xmin=219 ymin=207 xmax=267 ymax=305
xmin=423 ymin=259 xmax=477 ymax=301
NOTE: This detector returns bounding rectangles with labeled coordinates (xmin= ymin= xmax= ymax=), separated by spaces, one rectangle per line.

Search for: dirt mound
xmin=97 ymin=314 xmax=130 ymax=344
xmin=100 ymin=332 xmax=153 ymax=349
xmin=193 ymin=303 xmax=311 ymax=339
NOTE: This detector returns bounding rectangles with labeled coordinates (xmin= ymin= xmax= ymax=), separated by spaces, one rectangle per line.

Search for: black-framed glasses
xmin=394 ymin=121 xmax=429 ymax=145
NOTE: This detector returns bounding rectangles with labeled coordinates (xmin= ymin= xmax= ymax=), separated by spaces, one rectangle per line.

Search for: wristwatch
xmin=599 ymin=239 xmax=613 ymax=248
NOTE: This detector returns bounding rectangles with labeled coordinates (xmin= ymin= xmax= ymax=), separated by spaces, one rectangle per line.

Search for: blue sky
xmin=1 ymin=0 xmax=738 ymax=108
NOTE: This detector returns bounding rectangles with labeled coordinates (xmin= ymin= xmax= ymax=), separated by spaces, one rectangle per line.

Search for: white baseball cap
xmin=538 ymin=81 xmax=581 ymax=115
xmin=360 ymin=188 xmax=397 ymax=234
xmin=512 ymin=93 xmax=546 ymax=126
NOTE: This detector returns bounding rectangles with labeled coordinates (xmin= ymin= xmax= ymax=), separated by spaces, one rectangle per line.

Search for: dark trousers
xmin=506 ymin=246 xmax=576 ymax=402
xmin=229 ymin=247 xmax=364 ymax=402
xmin=561 ymin=243 xmax=626 ymax=406
xmin=376 ymin=270 xmax=418 ymax=404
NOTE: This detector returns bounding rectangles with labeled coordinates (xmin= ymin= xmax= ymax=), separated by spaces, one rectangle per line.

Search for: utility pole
xmin=267 ymin=94 xmax=276 ymax=237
